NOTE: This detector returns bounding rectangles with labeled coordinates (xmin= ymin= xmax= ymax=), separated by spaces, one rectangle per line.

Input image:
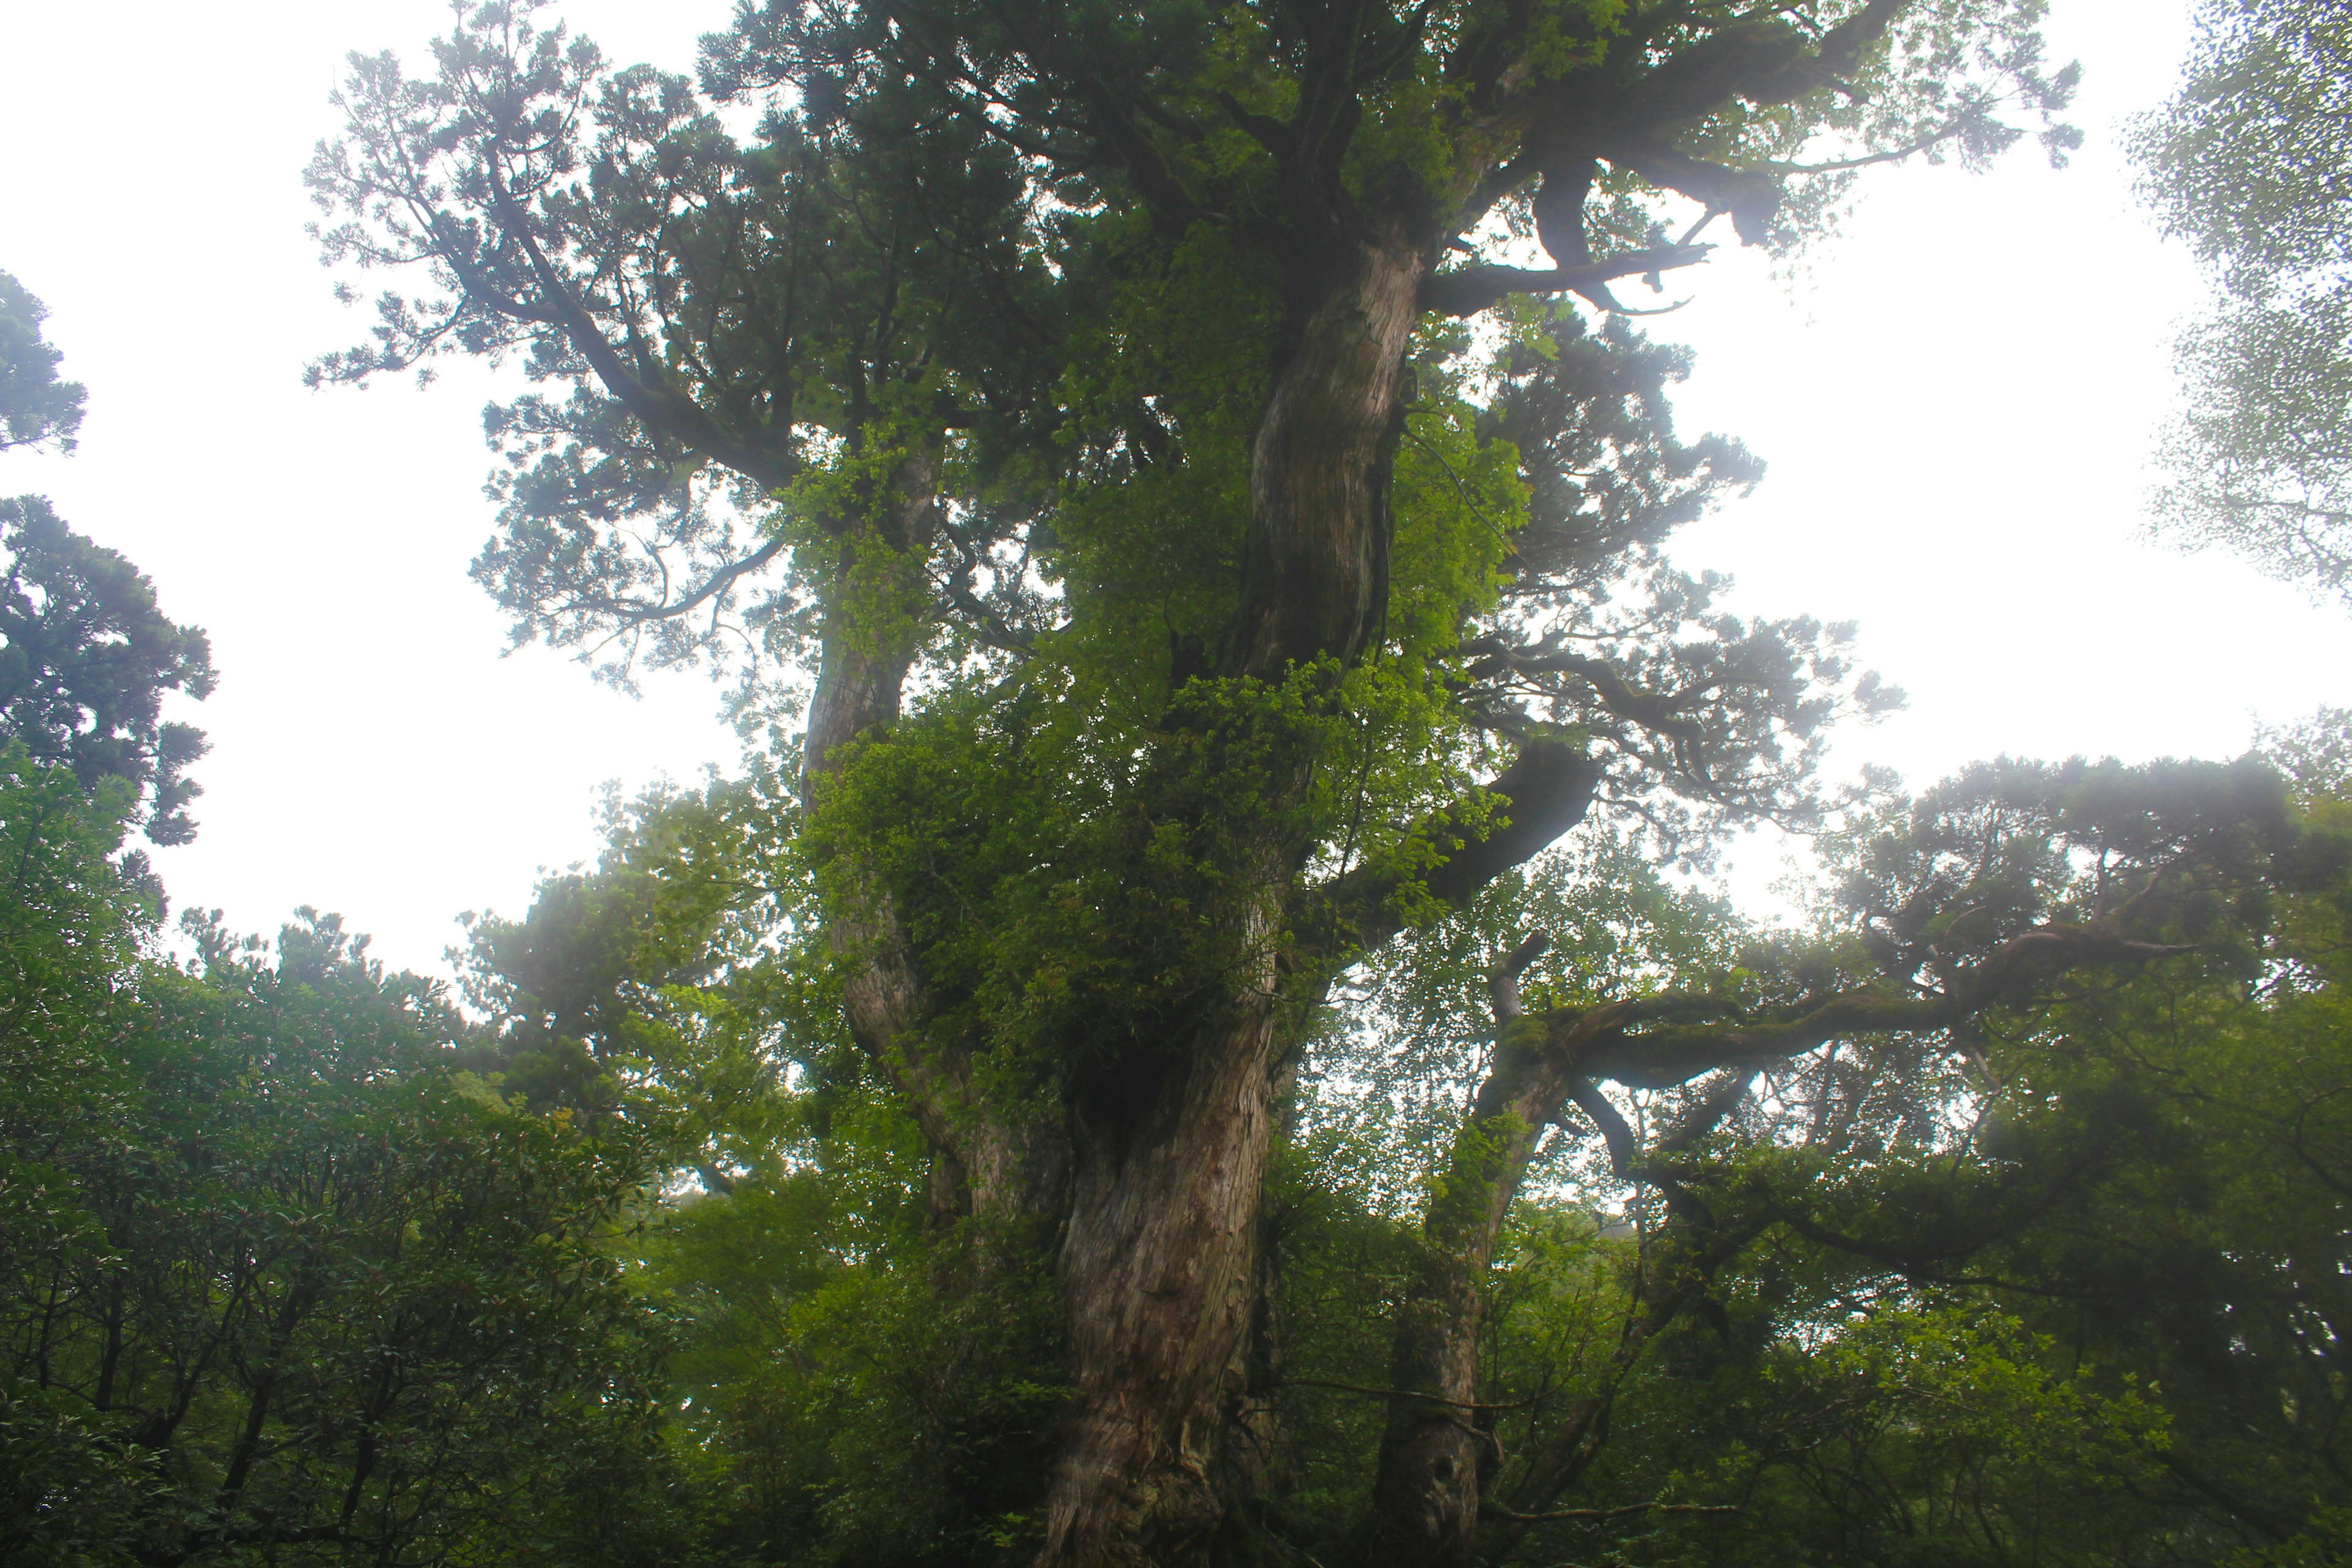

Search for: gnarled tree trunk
xmin=1040 ymin=236 xmax=1429 ymax=1565
xmin=1043 ymin=987 xmax=1291 ymax=1564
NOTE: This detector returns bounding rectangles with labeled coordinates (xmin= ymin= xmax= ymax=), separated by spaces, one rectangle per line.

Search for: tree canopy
xmin=0 ymin=270 xmax=85 ymax=456
xmin=0 ymin=273 xmax=215 ymax=845
xmin=2132 ymin=0 xmax=2352 ymax=604
xmin=0 ymin=750 xmax=681 ymax=1568
xmin=0 ymin=497 xmax=216 ymax=845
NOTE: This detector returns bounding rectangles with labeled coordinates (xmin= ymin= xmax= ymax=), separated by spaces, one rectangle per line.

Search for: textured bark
xmin=1354 ymin=941 xmax=1581 ymax=1568
xmin=1041 ymin=233 xmax=1433 ymax=1562
xmin=1040 ymin=983 xmax=1289 ymax=1565
xmin=1229 ymin=235 xmax=1426 ymax=680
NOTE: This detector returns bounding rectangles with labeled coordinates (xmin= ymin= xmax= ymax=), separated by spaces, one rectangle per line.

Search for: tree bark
xmin=1228 ymin=234 xmax=1426 ymax=680
xmin=801 ymin=439 xmax=1054 ymax=1231
xmin=1041 ymin=989 xmax=1289 ymax=1566
xmin=1040 ymin=231 xmax=1430 ymax=1565
xmin=1353 ymin=939 xmax=1577 ymax=1568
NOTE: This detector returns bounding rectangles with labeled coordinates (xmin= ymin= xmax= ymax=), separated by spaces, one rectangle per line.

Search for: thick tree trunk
xmin=1229 ymin=235 xmax=1425 ymax=679
xmin=1040 ymin=991 xmax=1287 ymax=1566
xmin=1039 ymin=234 xmax=1430 ymax=1565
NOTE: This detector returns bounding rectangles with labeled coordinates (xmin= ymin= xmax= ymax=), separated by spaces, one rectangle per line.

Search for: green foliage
xmin=456 ymin=774 xmax=793 ymax=1133
xmin=1243 ymin=738 xmax=2352 ymax=1566
xmin=0 ymin=271 xmax=84 ymax=456
xmin=1 ymin=282 xmax=214 ymax=845
xmin=0 ymin=751 xmax=683 ymax=1567
xmin=647 ymin=1164 xmax=1066 ymax=1564
xmin=0 ymin=497 xmax=216 ymax=845
xmin=306 ymin=0 xmax=1944 ymax=842
xmin=17 ymin=719 xmax=2338 ymax=1563
xmin=451 ymin=772 xmax=1076 ymax=1564
xmin=409 ymin=737 xmax=2352 ymax=1567
xmin=1565 ymin=735 xmax=2352 ymax=1566
xmin=1580 ymin=1305 xmax=2168 ymax=1567
xmin=2132 ymin=1 xmax=2352 ymax=605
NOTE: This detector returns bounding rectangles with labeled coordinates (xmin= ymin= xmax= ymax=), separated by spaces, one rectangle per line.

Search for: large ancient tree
xmin=305 ymin=4 xmax=2132 ymax=1561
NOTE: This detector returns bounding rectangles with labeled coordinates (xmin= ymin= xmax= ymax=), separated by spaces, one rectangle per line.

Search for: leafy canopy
xmin=0 ymin=496 xmax=216 ymax=843
xmin=0 ymin=271 xmax=84 ymax=456
xmin=300 ymin=0 xmax=2086 ymax=872
xmin=0 ymin=748 xmax=686 ymax=1568
xmin=0 ymin=273 xmax=214 ymax=844
xmin=2132 ymin=0 xmax=2352 ymax=605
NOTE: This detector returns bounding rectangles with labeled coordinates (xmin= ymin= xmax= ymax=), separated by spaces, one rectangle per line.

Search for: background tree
xmin=1 ymin=272 xmax=215 ymax=845
xmin=0 ymin=747 xmax=692 ymax=1568
xmin=2132 ymin=0 xmax=2352 ymax=605
xmin=0 ymin=270 xmax=85 ymax=455
xmin=0 ymin=497 xmax=216 ymax=845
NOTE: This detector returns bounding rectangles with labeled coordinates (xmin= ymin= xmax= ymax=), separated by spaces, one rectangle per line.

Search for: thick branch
xmin=1425 ymin=743 xmax=1606 ymax=905
xmin=1305 ymin=739 xmax=1604 ymax=965
xmin=1421 ymin=244 xmax=1713 ymax=317
xmin=1086 ymin=83 xmax=1207 ymax=235
xmin=1567 ymin=925 xmax=2195 ymax=1088
xmin=1597 ymin=137 xmax=1783 ymax=244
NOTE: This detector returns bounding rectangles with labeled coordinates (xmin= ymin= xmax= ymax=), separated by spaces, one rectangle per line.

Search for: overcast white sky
xmin=4 ymin=0 xmax=2348 ymax=975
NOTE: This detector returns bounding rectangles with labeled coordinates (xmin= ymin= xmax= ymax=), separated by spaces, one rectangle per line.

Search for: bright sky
xmin=3 ymin=1 xmax=2346 ymax=975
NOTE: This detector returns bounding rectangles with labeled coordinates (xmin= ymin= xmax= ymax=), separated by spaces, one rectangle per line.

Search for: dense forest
xmin=3 ymin=1 xmax=2348 ymax=1566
